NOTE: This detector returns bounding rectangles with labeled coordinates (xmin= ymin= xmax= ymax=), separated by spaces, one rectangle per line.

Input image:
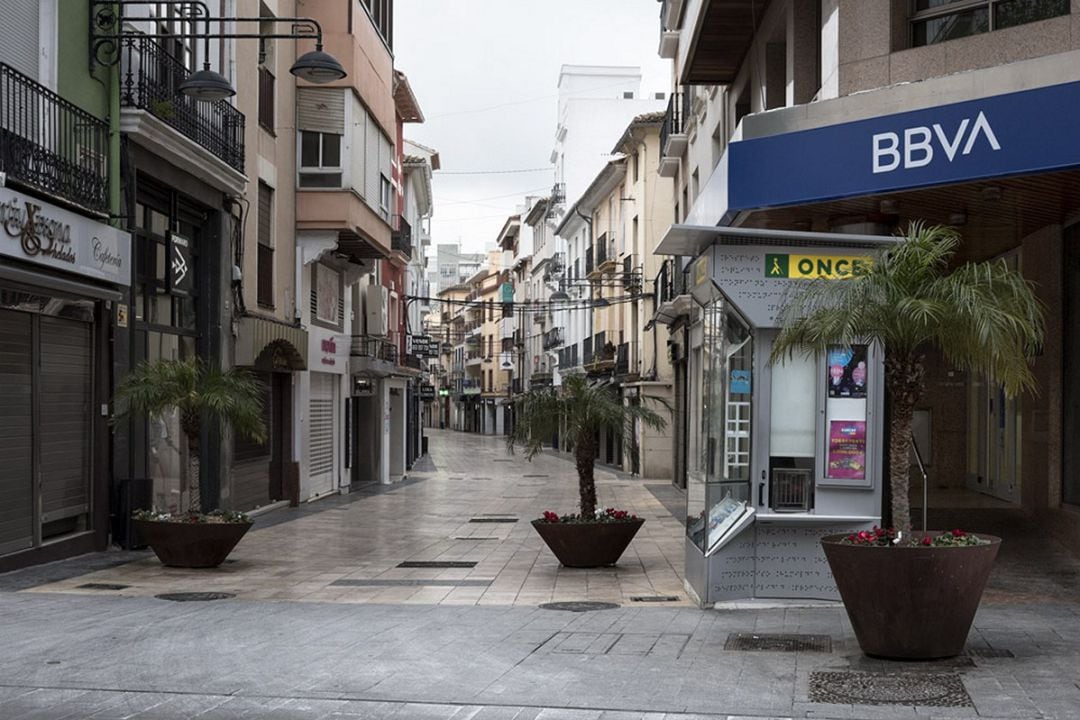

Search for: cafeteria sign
xmin=765 ymin=254 xmax=872 ymax=280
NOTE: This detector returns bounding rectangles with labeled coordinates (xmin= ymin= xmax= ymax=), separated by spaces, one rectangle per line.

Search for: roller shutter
xmin=308 ymin=372 xmax=336 ymax=496
xmin=0 ymin=1 xmax=39 ymax=80
xmin=0 ymin=309 xmax=33 ymax=555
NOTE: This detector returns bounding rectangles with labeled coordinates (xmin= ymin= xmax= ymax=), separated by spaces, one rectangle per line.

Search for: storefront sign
xmin=419 ymin=384 xmax=436 ymax=401
xmin=320 ymin=337 xmax=337 ymax=367
xmin=169 ymin=233 xmax=193 ymax=296
xmin=765 ymin=254 xmax=872 ymax=280
xmin=0 ymin=187 xmax=130 ymax=285
xmin=500 ymin=282 xmax=514 ymax=304
xmin=409 ymin=334 xmax=437 ymax=357
xmin=827 ymin=420 xmax=867 ymax=481
xmin=728 ymin=81 xmax=1080 ymax=211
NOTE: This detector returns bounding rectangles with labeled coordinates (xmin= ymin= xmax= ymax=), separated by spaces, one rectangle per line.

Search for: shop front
xmin=658 ymin=56 xmax=1080 ymax=604
xmin=0 ymin=185 xmax=130 ymax=571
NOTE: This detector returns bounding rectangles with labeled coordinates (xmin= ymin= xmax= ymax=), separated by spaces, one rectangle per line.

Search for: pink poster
xmin=828 ymin=420 xmax=867 ymax=480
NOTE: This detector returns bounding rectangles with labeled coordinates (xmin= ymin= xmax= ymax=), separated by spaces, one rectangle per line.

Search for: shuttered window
xmin=297 ymin=88 xmax=345 ymax=135
xmin=0 ymin=0 xmax=39 ymax=80
xmin=257 ymin=182 xmax=273 ymax=308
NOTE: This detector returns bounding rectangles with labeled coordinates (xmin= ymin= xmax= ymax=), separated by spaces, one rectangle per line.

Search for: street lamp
xmin=91 ymin=1 xmax=347 ymax=102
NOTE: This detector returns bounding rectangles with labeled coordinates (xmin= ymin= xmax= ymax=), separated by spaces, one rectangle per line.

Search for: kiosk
xmin=678 ymin=233 xmax=895 ymax=605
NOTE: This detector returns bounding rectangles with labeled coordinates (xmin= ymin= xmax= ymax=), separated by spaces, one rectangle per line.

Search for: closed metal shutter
xmin=0 ymin=0 xmax=39 ymax=80
xmin=0 ymin=309 xmax=33 ymax=555
xmin=309 ymin=372 xmax=336 ymax=495
xmin=296 ymin=88 xmax=344 ymax=135
xmin=38 ymin=317 xmax=92 ymax=525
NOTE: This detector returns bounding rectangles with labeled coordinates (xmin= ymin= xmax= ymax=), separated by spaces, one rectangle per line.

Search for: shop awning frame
xmin=654 ymin=224 xmax=898 ymax=258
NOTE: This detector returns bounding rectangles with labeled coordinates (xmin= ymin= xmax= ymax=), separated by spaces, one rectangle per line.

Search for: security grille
xmin=771 ymin=468 xmax=813 ymax=512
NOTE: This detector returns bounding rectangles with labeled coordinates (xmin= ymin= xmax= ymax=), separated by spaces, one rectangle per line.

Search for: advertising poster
xmin=828 ymin=420 xmax=867 ymax=480
xmin=826 ymin=344 xmax=868 ymax=399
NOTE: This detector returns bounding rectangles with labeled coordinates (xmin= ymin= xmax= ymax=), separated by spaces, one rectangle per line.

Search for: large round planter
xmin=532 ymin=518 xmax=645 ymax=568
xmin=135 ymin=519 xmax=252 ymax=569
xmin=821 ymin=532 xmax=1001 ymax=659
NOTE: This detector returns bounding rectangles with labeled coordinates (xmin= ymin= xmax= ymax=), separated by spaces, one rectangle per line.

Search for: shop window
xmin=299 ymin=131 xmax=343 ymax=188
xmin=257 ymin=182 xmax=274 ymax=308
xmin=911 ymin=0 xmax=1068 ymax=47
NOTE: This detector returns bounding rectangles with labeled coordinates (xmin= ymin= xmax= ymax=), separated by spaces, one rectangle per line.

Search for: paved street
xmin=2 ymin=430 xmax=1080 ymax=719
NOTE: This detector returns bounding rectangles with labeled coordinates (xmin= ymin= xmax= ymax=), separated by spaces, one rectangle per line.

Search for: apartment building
xmin=655 ymin=0 xmax=1080 ymax=603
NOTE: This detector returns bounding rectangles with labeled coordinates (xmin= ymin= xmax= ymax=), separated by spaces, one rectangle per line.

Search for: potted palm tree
xmin=509 ymin=374 xmax=667 ymax=567
xmin=771 ymin=223 xmax=1043 ymax=658
xmin=113 ymin=358 xmax=267 ymax=568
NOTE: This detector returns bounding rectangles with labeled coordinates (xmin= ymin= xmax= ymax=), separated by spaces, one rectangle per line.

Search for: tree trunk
xmin=884 ymin=355 xmax=925 ymax=537
xmin=575 ymin=431 xmax=597 ymax=518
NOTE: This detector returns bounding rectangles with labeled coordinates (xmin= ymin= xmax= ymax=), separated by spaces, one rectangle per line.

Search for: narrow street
xmin=1 ymin=431 xmax=1080 ymax=719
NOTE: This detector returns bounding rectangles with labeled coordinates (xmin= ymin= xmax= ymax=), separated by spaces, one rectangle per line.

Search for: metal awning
xmin=235 ymin=315 xmax=308 ymax=371
xmin=654 ymin=224 xmax=898 ymax=257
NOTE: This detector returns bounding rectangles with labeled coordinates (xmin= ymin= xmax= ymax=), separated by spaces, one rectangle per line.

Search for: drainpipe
xmin=574 ymin=208 xmax=593 ymax=354
xmin=109 ymin=54 xmax=121 ymax=221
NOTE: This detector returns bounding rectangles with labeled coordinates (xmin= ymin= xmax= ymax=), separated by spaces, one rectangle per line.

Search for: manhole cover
xmin=539 ymin=601 xmax=620 ymax=612
xmin=630 ymin=595 xmax=680 ymax=603
xmin=396 ymin=561 xmax=477 ymax=569
xmin=154 ymin=592 xmax=235 ymax=602
xmin=966 ymin=647 xmax=1015 ymax=658
xmin=726 ymin=633 xmax=832 ymax=653
xmin=77 ymin=583 xmax=130 ymax=591
xmin=469 ymin=518 xmax=518 ymax=523
xmin=809 ymin=671 xmax=973 ymax=707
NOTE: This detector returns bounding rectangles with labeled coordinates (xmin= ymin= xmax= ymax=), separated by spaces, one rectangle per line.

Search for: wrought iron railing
xmin=660 ymin=91 xmax=687 ymax=155
xmin=350 ymin=335 xmax=398 ymax=364
xmin=656 ymin=258 xmax=688 ymax=305
xmin=542 ymin=327 xmax=563 ymax=350
xmin=393 ymin=216 xmax=413 ymax=258
xmin=0 ymin=63 xmax=109 ymax=215
xmin=120 ymin=36 xmax=245 ymax=172
xmin=595 ymin=237 xmax=608 ymax=268
xmin=404 ymin=353 xmax=423 ymax=370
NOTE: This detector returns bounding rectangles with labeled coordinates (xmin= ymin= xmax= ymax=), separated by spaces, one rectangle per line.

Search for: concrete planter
xmin=135 ymin=519 xmax=252 ymax=568
xmin=821 ymin=532 xmax=1001 ymax=659
xmin=532 ymin=518 xmax=645 ymax=568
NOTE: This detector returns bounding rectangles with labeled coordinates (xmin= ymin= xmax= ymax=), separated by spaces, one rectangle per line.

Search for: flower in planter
xmin=134 ymin=508 xmax=251 ymax=524
xmin=843 ymin=525 xmax=986 ymax=547
xmin=536 ymin=509 xmax=640 ymax=524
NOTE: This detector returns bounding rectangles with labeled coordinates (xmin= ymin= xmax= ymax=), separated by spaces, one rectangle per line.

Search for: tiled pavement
xmin=4 ymin=430 xmax=1080 ymax=718
xmin=18 ymin=429 xmax=688 ymax=606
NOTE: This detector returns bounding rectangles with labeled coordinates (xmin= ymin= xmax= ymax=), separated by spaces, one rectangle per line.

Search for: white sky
xmin=394 ymin=0 xmax=671 ymax=254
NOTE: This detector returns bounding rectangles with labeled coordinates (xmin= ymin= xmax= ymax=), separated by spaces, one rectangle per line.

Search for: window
xmin=257 ymin=182 xmax=273 ymax=308
xmin=911 ymin=0 xmax=1068 ymax=46
xmin=360 ymin=0 xmax=393 ymax=49
xmin=310 ymin=262 xmax=344 ymax=330
xmin=299 ymin=131 xmax=342 ymax=188
xmin=380 ymin=174 xmax=392 ymax=216
xmin=632 ymin=150 xmax=640 ymax=182
xmin=257 ymin=5 xmax=275 ymax=132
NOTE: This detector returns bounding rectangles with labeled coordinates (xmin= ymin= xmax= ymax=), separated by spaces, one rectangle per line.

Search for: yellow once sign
xmin=765 ymin=254 xmax=873 ymax=280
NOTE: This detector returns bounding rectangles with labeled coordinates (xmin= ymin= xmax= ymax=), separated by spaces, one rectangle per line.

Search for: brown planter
xmin=532 ymin=518 xmax=645 ymax=568
xmin=821 ymin=532 xmax=1001 ymax=659
xmin=135 ymin=519 xmax=252 ymax=569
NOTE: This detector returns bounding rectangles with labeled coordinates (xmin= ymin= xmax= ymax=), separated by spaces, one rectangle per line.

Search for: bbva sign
xmin=872 ymin=111 xmax=1000 ymax=174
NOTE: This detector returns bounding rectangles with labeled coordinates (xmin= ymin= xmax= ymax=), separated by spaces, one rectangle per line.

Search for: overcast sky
xmin=394 ymin=1 xmax=671 ymax=254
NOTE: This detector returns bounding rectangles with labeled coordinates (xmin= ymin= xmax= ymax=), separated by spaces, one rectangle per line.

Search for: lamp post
xmin=90 ymin=1 xmax=347 ymax=100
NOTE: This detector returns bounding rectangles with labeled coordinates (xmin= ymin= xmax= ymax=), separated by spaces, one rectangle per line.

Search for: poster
xmin=826 ymin=344 xmax=868 ymax=399
xmin=828 ymin=420 xmax=867 ymax=480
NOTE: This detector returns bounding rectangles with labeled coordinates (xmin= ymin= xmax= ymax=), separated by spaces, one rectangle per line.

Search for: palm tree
xmin=770 ymin=223 xmax=1043 ymax=535
xmin=113 ymin=358 xmax=267 ymax=512
xmin=508 ymin=373 xmax=667 ymax=517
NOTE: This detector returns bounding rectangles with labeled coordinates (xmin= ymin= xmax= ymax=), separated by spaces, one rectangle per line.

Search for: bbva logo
xmin=871 ymin=111 xmax=1001 ymax=174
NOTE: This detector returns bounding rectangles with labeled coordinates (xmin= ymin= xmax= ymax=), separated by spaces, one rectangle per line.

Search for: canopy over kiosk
xmin=667 ymin=227 xmax=897 ymax=605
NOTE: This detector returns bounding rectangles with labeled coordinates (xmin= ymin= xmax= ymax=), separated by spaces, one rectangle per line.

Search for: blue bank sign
xmin=727 ymin=81 xmax=1080 ymax=211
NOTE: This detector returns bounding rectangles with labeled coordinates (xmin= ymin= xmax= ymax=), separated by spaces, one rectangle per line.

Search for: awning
xmin=235 ymin=315 xmax=308 ymax=371
xmin=655 ymin=224 xmax=896 ymax=257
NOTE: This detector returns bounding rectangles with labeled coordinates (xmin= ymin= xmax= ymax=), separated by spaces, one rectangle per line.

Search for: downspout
xmin=574 ymin=207 xmax=593 ymax=358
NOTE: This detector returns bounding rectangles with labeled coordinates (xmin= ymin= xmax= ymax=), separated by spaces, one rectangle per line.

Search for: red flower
xmin=952 ymin=528 xmax=967 ymax=537
xmin=541 ymin=511 xmax=560 ymax=523
xmin=921 ymin=536 xmax=932 ymax=546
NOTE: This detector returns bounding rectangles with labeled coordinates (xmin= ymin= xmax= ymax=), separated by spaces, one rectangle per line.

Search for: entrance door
xmin=0 ymin=309 xmax=34 ymax=556
xmin=966 ymin=375 xmax=1020 ymax=503
xmin=309 ymin=372 xmax=337 ymax=497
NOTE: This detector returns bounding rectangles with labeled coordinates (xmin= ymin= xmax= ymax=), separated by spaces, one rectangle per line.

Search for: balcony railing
xmin=393 ymin=216 xmax=413 ymax=258
xmin=0 ymin=63 xmax=109 ymax=215
xmin=120 ymin=35 xmax=245 ymax=172
xmin=660 ymin=90 xmax=690 ymax=158
xmin=350 ymin=335 xmax=398 ymax=364
xmin=404 ymin=353 xmax=423 ymax=370
xmin=595 ymin=238 xmax=608 ymax=269
xmin=656 ymin=258 xmax=688 ymax=305
xmin=542 ymin=327 xmax=563 ymax=350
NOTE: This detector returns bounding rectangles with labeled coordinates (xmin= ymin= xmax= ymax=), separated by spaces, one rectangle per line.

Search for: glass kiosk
xmin=682 ymin=239 xmax=889 ymax=605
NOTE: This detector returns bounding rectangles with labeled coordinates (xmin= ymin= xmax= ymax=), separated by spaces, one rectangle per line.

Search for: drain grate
xmin=493 ymin=459 xmax=514 ymax=463
xmin=77 ymin=583 xmax=130 ymax=591
xmin=966 ymin=647 xmax=1015 ymax=659
xmin=809 ymin=671 xmax=973 ymax=707
xmin=332 ymin=578 xmax=492 ymax=588
xmin=725 ymin=633 xmax=832 ymax=653
xmin=396 ymin=560 xmax=477 ymax=569
xmin=539 ymin=601 xmax=620 ymax=612
xmin=469 ymin=517 xmax=518 ymax=523
xmin=630 ymin=595 xmax=681 ymax=603
xmin=450 ymin=536 xmax=498 ymax=541
xmin=155 ymin=592 xmax=235 ymax=602
xmin=523 ymin=474 xmax=549 ymax=478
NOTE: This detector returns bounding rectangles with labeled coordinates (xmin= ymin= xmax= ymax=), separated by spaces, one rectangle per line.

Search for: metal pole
xmin=911 ymin=431 xmax=929 ymax=531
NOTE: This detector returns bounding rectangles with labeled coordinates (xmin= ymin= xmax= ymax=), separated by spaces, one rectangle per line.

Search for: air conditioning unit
xmin=364 ymin=284 xmax=389 ymax=337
